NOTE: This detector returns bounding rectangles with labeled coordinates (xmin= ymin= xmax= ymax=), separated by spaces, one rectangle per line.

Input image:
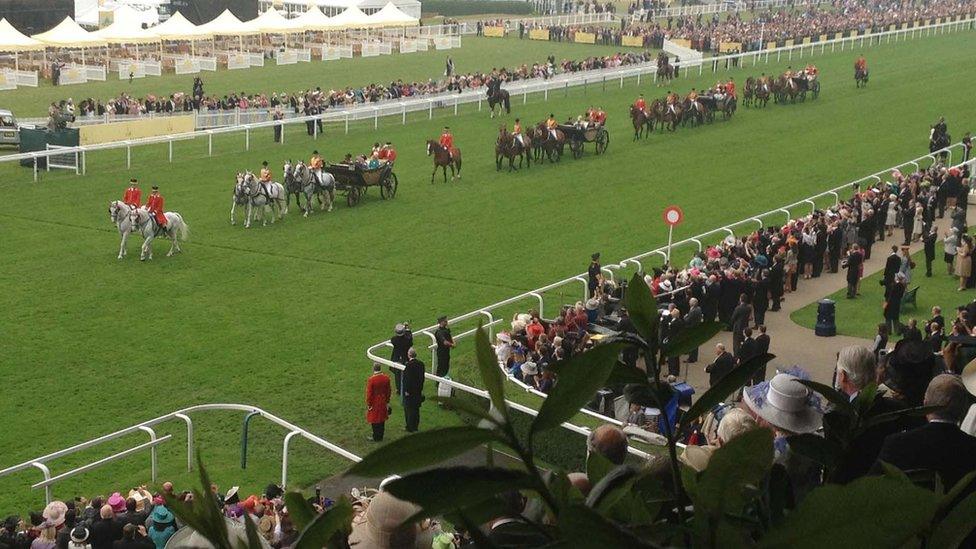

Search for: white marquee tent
xmin=93 ymin=5 xmax=161 ymax=43
xmin=0 ymin=18 xmax=45 ymax=52
xmin=32 ymin=17 xmax=108 ymax=47
xmin=197 ymin=9 xmax=260 ymax=36
xmin=241 ymin=8 xmax=297 ymax=34
xmin=287 ymin=7 xmax=335 ymax=32
xmin=150 ymin=11 xmax=213 ymax=40
xmin=327 ymin=6 xmax=373 ymax=29
xmin=367 ymin=2 xmax=419 ymax=27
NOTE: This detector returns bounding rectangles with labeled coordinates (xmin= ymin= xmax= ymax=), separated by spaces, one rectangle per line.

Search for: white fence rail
xmin=366 ymin=143 xmax=972 ymax=432
xmin=0 ymin=403 xmax=361 ymax=504
xmin=7 ymin=17 xmax=973 ymax=183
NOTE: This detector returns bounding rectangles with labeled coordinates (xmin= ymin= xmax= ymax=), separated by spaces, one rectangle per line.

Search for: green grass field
xmin=0 ymin=37 xmax=638 ymax=118
xmin=2 ymin=29 xmax=975 ymax=513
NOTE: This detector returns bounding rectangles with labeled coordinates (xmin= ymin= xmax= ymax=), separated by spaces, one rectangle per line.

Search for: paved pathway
xmin=679 ymin=201 xmax=972 ymax=393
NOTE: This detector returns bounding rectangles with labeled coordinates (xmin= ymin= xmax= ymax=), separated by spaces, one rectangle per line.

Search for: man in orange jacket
xmin=123 ymin=178 xmax=142 ymax=207
xmin=145 ymin=186 xmax=167 ymax=227
xmin=365 ymin=363 xmax=391 ymax=441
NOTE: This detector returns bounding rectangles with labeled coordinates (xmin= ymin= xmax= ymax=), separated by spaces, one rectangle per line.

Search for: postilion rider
xmin=439 ymin=127 xmax=455 ymax=160
xmin=634 ymin=94 xmax=647 ymax=115
xmin=512 ymin=118 xmax=526 ymax=148
xmin=145 ymin=185 xmax=167 ymax=231
xmin=123 ymin=178 xmax=142 ymax=208
xmin=259 ymin=161 xmax=273 ymax=199
xmin=854 ymin=55 xmax=867 ymax=77
xmin=310 ymin=150 xmax=325 ymax=185
xmin=546 ymin=113 xmax=558 ymax=140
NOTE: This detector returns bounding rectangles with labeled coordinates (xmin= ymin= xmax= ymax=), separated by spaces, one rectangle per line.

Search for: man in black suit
xmin=684 ymin=298 xmax=703 ymax=363
xmin=389 ymin=323 xmax=413 ymax=395
xmin=875 ymin=375 xmax=976 ymax=489
xmin=730 ymin=293 xmax=752 ymax=356
xmin=752 ymin=325 xmax=771 ymax=384
xmin=704 ymin=343 xmax=735 ymax=388
xmin=845 ymin=244 xmax=864 ymax=299
xmin=882 ymin=245 xmax=901 ymax=297
xmin=768 ymin=256 xmax=785 ymax=311
xmin=401 ymin=348 xmax=426 ymax=432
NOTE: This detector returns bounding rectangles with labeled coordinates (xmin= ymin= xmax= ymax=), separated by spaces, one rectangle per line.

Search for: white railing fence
xmin=0 ymin=403 xmax=362 ymax=505
xmin=7 ymin=16 xmax=973 ymax=183
xmin=366 ymin=142 xmax=973 ymax=433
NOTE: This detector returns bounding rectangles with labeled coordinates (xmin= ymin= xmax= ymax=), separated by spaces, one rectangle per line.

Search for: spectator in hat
xmin=390 ymin=323 xmax=413 ymax=395
xmin=876 ymin=374 xmax=976 ymax=488
xmin=347 ymin=491 xmax=434 ymax=548
xmin=366 ymin=363 xmax=392 ymax=442
xmin=433 ymin=316 xmax=455 ymax=377
xmin=68 ymin=526 xmax=92 ymax=549
xmin=744 ymin=368 xmax=824 ymax=502
xmin=402 ymin=348 xmax=425 ymax=432
xmin=146 ymin=507 xmax=174 ymax=549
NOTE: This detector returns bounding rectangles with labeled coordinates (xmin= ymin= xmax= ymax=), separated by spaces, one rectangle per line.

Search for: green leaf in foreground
xmin=293 ymin=497 xmax=354 ymax=549
xmin=796 ymin=379 xmax=855 ymax=416
xmin=624 ymin=272 xmax=660 ymax=344
xmin=346 ymin=426 xmax=499 ymax=477
xmin=531 ymin=342 xmax=625 ymax=435
xmin=662 ymin=320 xmax=724 ymax=358
xmin=759 ymin=476 xmax=940 ymax=548
xmin=475 ymin=323 xmax=509 ymax=421
xmin=927 ymin=489 xmax=976 ymax=549
xmin=284 ymin=492 xmax=317 ymax=530
xmin=559 ymin=503 xmax=656 ymax=548
xmin=384 ymin=466 xmax=537 ymax=518
xmin=680 ymin=353 xmax=774 ymax=431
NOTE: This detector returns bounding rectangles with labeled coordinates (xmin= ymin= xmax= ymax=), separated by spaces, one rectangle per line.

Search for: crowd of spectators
xmin=655 ymin=0 xmax=976 ymax=53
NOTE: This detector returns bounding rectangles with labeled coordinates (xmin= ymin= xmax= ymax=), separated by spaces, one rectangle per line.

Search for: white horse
xmin=293 ymin=161 xmax=335 ymax=215
xmin=128 ymin=208 xmax=190 ymax=261
xmin=233 ymin=172 xmax=286 ymax=228
xmin=109 ymin=200 xmax=138 ymax=259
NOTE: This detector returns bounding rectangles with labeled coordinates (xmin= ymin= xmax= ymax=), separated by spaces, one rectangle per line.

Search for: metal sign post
xmin=662 ymin=205 xmax=684 ymax=265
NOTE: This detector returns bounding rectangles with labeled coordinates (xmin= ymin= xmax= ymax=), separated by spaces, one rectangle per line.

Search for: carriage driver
xmin=146 ymin=185 xmax=167 ymax=228
xmin=259 ymin=161 xmax=273 ymax=199
xmin=512 ymin=118 xmax=526 ymax=148
xmin=310 ymin=150 xmax=324 ymax=185
xmin=439 ymin=126 xmax=454 ymax=160
xmin=123 ymin=178 xmax=142 ymax=208
xmin=546 ymin=113 xmax=558 ymax=139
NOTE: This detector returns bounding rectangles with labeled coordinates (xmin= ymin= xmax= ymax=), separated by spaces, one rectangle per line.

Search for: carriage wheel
xmin=347 ymin=187 xmax=361 ymax=207
xmin=595 ymin=130 xmax=609 ymax=154
xmin=381 ymin=173 xmax=399 ymax=199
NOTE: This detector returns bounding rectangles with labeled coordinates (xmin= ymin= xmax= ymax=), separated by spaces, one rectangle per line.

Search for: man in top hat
xmin=123 ymin=179 xmax=141 ymax=208
xmin=434 ymin=316 xmax=455 ymax=377
xmin=389 ymin=322 xmax=412 ymax=395
xmin=587 ymin=252 xmax=602 ymax=297
xmin=439 ymin=127 xmax=454 ymax=161
xmin=365 ymin=363 xmax=391 ymax=442
xmin=145 ymin=186 xmax=167 ymax=228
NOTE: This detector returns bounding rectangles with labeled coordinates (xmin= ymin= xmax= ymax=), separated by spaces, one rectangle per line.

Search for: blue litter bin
xmin=815 ymin=299 xmax=836 ymax=337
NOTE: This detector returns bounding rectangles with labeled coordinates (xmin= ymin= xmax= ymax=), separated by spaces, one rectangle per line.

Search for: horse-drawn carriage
xmin=323 ymin=162 xmax=399 ymax=206
xmin=557 ymin=124 xmax=610 ymax=159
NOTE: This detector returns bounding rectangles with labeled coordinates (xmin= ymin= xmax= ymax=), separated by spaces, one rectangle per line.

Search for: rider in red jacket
xmin=123 ymin=179 xmax=142 ymax=207
xmin=145 ymin=186 xmax=167 ymax=227
xmin=439 ymin=127 xmax=454 ymax=160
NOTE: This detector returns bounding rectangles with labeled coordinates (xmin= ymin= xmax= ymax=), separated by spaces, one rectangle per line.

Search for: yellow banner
xmin=671 ymin=38 xmax=692 ymax=49
xmin=766 ymin=41 xmax=777 ymax=50
xmin=801 ymin=36 xmax=811 ymax=44
xmin=529 ymin=28 xmax=550 ymax=40
xmin=784 ymin=39 xmax=794 ymax=47
xmin=901 ymin=22 xmax=909 ymax=29
xmin=819 ymin=34 xmax=828 ymax=41
xmin=834 ymin=32 xmax=843 ymax=40
xmin=483 ymin=26 xmax=505 ymax=37
xmin=937 ymin=17 xmax=944 ymax=23
xmin=718 ymin=41 xmax=741 ymax=53
xmin=80 ymin=115 xmax=195 ymax=145
xmin=574 ymin=31 xmax=596 ymax=44
xmin=621 ymin=35 xmax=644 ymax=48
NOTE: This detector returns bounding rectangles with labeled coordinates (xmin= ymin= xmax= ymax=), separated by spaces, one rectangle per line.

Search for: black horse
xmin=487 ymin=79 xmax=510 ymax=118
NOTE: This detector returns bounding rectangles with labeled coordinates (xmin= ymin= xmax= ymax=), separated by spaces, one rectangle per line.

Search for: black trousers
xmin=847 ymin=280 xmax=858 ymax=298
xmin=436 ymin=354 xmax=450 ymax=377
xmin=687 ymin=347 xmax=699 ymax=362
xmin=404 ymin=402 xmax=421 ymax=432
xmin=371 ymin=422 xmax=385 ymax=441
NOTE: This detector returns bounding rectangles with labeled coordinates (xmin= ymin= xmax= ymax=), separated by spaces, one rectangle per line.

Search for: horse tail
xmin=176 ymin=216 xmax=190 ymax=242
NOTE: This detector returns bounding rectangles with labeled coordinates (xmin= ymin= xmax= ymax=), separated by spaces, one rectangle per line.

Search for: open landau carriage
xmin=557 ymin=124 xmax=610 ymax=159
xmin=323 ymin=162 xmax=399 ymax=207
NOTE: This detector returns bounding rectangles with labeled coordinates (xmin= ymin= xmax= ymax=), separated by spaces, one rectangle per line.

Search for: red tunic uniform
xmin=726 ymin=81 xmax=736 ymax=98
xmin=386 ymin=148 xmax=397 ymax=163
xmin=634 ymin=97 xmax=646 ymax=111
xmin=145 ymin=193 xmax=167 ymax=226
xmin=365 ymin=373 xmax=391 ymax=424
xmin=594 ymin=110 xmax=607 ymax=125
xmin=123 ymin=186 xmax=142 ymax=207
xmin=440 ymin=132 xmax=454 ymax=149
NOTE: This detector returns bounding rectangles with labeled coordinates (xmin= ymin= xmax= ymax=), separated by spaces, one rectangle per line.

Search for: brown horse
xmin=755 ymin=76 xmax=771 ymax=107
xmin=532 ymin=123 xmax=565 ymax=163
xmin=495 ymin=128 xmax=529 ymax=171
xmin=630 ymin=105 xmax=652 ymax=140
xmin=743 ymin=76 xmax=756 ymax=107
xmin=426 ymin=140 xmax=462 ymax=183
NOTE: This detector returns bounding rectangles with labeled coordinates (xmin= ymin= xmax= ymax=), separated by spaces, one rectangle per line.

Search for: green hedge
xmin=422 ymin=0 xmax=533 ymax=17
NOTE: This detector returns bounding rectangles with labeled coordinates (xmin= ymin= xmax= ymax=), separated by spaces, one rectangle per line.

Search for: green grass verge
xmin=1 ymin=30 xmax=975 ymax=514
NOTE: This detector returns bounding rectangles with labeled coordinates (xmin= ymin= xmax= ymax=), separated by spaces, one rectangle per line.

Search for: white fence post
xmin=246 ymin=127 xmax=251 ymax=150
xmin=207 ymin=133 xmax=212 ymax=156
xmin=126 ymin=144 xmax=131 ymax=168
xmin=168 ymin=139 xmax=173 ymax=162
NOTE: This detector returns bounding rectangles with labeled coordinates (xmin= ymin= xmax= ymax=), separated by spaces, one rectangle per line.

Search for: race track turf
xmin=1 ymin=29 xmax=975 ymax=512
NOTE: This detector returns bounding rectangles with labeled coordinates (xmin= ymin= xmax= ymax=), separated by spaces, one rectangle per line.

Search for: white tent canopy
xmin=286 ymin=7 xmax=335 ymax=32
xmin=150 ymin=11 xmax=213 ymax=40
xmin=32 ymin=17 xmax=108 ymax=47
xmin=241 ymin=8 xmax=296 ymax=34
xmin=93 ymin=5 xmax=161 ymax=44
xmin=198 ymin=9 xmax=259 ymax=36
xmin=367 ymin=2 xmax=418 ymax=26
xmin=327 ymin=6 xmax=372 ymax=29
xmin=0 ymin=18 xmax=45 ymax=51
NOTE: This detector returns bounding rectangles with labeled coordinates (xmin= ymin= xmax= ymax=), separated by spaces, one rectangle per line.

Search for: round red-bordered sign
xmin=663 ymin=206 xmax=684 ymax=226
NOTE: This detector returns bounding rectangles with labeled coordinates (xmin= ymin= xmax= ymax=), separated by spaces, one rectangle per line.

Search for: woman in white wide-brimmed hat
xmin=743 ymin=367 xmax=824 ymax=502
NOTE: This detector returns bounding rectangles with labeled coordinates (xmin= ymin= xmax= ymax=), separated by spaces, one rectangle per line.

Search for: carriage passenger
xmin=592 ymin=107 xmax=606 ymax=126
xmin=383 ymin=142 xmax=397 ymax=164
